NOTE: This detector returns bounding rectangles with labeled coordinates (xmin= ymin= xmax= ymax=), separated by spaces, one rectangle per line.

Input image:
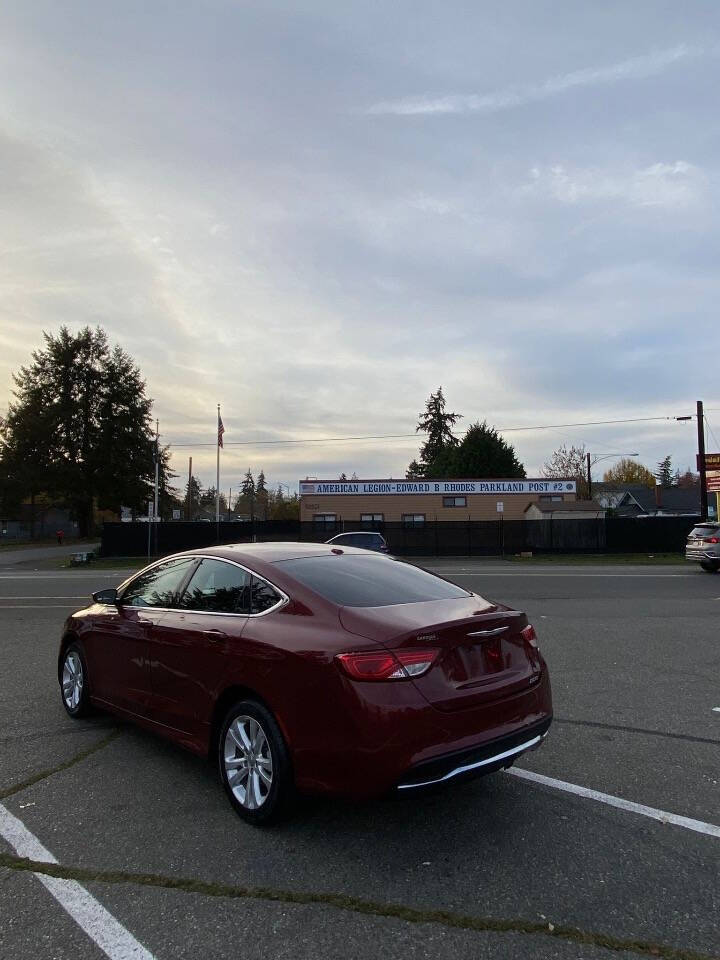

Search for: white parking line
xmin=0 ymin=605 xmax=83 ymax=609
xmin=0 ymin=596 xmax=89 ymax=599
xmin=508 ymin=768 xmax=720 ymax=839
xmin=0 ymin=802 xmax=154 ymax=959
xmin=438 ymin=571 xmax=694 ymax=578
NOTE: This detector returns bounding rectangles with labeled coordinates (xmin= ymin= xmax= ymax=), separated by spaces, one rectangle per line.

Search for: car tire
xmin=700 ymin=560 xmax=720 ymax=573
xmin=60 ymin=642 xmax=93 ymax=718
xmin=218 ymin=699 xmax=294 ymax=825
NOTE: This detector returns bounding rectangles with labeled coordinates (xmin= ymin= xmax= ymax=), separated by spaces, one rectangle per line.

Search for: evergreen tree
xmin=255 ymin=469 xmax=268 ymax=520
xmin=184 ymin=475 xmax=202 ymax=519
xmin=339 ymin=473 xmax=348 ymax=481
xmin=427 ymin=421 xmax=525 ymax=480
xmin=0 ymin=326 xmax=156 ymax=535
xmin=655 ymin=456 xmax=674 ymax=488
xmin=199 ymin=485 xmax=227 ymax=515
xmin=411 ymin=387 xmax=461 ymax=477
xmin=241 ymin=469 xmax=255 ymax=520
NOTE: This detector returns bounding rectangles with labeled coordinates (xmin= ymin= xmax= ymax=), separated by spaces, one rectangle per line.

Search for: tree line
xmin=406 ymin=388 xmax=698 ymax=497
xmin=185 ymin=469 xmax=299 ymax=521
xmin=2 ymin=332 xmax=696 ymax=537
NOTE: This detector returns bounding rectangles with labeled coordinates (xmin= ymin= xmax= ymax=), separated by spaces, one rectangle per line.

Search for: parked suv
xmin=685 ymin=523 xmax=720 ymax=572
xmin=326 ymin=531 xmax=389 ymax=553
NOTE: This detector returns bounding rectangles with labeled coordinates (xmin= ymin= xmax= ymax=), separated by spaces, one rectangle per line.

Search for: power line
xmin=167 ymin=413 xmax=693 ymax=448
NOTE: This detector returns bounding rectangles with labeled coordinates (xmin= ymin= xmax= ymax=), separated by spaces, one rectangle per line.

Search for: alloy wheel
xmin=62 ymin=651 xmax=84 ymax=711
xmin=223 ymin=715 xmax=274 ymax=810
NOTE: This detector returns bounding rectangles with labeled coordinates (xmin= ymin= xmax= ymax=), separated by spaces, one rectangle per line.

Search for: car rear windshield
xmin=690 ymin=525 xmax=720 ymax=538
xmin=277 ymin=555 xmax=470 ymax=607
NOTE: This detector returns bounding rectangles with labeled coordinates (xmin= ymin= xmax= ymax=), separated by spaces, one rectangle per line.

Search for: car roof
xmin=329 ymin=531 xmax=383 ymax=538
xmin=180 ymin=541 xmax=375 ymax=565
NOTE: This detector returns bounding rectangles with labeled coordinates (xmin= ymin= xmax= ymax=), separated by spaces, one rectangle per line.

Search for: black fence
xmin=100 ymin=516 xmax=701 ymax=558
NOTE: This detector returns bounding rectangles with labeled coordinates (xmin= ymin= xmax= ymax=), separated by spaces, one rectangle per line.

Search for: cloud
xmin=522 ymin=160 xmax=706 ymax=209
xmin=366 ymin=45 xmax=701 ymax=116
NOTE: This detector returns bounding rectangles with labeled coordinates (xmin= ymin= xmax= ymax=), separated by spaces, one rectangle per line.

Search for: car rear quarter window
xmin=179 ymin=558 xmax=251 ymax=614
xmin=121 ymin=557 xmax=196 ymax=608
xmin=277 ymin=555 xmax=470 ymax=607
xmin=250 ymin=577 xmax=283 ymax=614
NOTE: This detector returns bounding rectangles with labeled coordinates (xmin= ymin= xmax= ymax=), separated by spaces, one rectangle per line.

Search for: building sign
xmin=299 ymin=479 xmax=576 ymax=496
xmin=698 ymin=453 xmax=720 ymax=470
xmin=707 ymin=474 xmax=720 ymax=493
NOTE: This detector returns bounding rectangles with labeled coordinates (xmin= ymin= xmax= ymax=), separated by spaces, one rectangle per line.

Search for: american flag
xmin=218 ymin=414 xmax=225 ymax=448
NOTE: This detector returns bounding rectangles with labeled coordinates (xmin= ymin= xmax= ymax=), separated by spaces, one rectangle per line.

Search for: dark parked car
xmin=326 ymin=531 xmax=389 ymax=552
xmin=685 ymin=522 xmax=720 ymax=572
xmin=59 ymin=543 xmax=552 ymax=824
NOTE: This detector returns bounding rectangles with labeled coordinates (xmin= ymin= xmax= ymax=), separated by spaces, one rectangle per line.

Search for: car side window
xmin=121 ymin=558 xmax=195 ymax=608
xmin=250 ymin=576 xmax=282 ymax=614
xmin=178 ymin=559 xmax=251 ymax=614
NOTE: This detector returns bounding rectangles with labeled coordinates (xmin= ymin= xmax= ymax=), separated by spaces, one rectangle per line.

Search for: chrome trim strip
xmin=466 ymin=626 xmax=509 ymax=639
xmin=116 ymin=553 xmax=289 ymax=618
xmin=397 ymin=734 xmax=543 ymax=790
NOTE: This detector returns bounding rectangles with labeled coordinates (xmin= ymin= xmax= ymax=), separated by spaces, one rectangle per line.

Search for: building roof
xmin=525 ymin=500 xmax=605 ymax=514
xmin=619 ymin=486 xmax=700 ymax=515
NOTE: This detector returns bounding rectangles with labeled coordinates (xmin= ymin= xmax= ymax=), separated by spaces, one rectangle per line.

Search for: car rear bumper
xmin=396 ymin=715 xmax=552 ymax=790
xmin=685 ymin=550 xmax=720 ymax=561
xmin=292 ymin=668 xmax=553 ymax=799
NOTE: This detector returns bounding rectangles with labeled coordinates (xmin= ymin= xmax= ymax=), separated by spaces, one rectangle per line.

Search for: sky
xmin=1 ymin=1 xmax=720 ymax=495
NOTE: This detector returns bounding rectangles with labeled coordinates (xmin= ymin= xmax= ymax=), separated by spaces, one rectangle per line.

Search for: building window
xmin=313 ymin=513 xmax=337 ymax=530
xmin=361 ymin=513 xmax=384 ymax=529
xmin=442 ymin=496 xmax=466 ymax=508
xmin=402 ymin=514 xmax=425 ymax=528
xmin=539 ymin=495 xmax=564 ymax=502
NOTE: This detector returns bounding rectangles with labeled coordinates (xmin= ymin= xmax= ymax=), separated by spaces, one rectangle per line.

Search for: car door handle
xmin=203 ymin=629 xmax=227 ymax=642
xmin=466 ymin=626 xmax=509 ymax=639
xmin=137 ymin=619 xmax=153 ymax=627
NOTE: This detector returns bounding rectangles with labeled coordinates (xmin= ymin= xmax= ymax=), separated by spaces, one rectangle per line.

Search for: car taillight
xmin=521 ymin=624 xmax=539 ymax=649
xmin=703 ymin=537 xmax=720 ymax=543
xmin=336 ymin=649 xmax=439 ymax=681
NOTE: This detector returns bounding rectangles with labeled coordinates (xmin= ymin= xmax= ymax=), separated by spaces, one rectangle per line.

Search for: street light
xmin=586 ymin=453 xmax=639 ymax=500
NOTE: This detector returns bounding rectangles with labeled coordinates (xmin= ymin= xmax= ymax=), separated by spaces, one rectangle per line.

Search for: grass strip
xmin=0 ymin=851 xmax=716 ymax=960
xmin=0 ymin=729 xmax=121 ymax=800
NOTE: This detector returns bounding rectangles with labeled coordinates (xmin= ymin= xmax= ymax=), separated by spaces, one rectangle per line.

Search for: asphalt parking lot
xmin=1 ymin=556 xmax=719 ymax=960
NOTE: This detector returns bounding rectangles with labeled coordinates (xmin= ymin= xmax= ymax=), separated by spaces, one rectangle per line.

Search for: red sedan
xmin=58 ymin=543 xmax=552 ymax=824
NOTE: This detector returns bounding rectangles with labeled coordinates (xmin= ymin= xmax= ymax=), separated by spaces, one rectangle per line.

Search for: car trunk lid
xmin=339 ymin=596 xmax=542 ymax=712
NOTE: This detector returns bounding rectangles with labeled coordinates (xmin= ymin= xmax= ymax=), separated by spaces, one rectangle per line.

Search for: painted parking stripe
xmin=508 ymin=768 xmax=720 ymax=839
xmin=0 ymin=802 xmax=154 ymax=959
xmin=436 ymin=571 xmax=694 ymax=578
xmin=0 ymin=596 xmax=89 ymax=599
xmin=0 ymin=605 xmax=84 ymax=609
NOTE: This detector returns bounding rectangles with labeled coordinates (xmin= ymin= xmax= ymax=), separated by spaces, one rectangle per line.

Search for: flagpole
xmin=216 ymin=404 xmax=221 ymax=535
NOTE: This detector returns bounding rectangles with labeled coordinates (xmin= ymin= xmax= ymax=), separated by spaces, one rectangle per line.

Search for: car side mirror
xmin=92 ymin=588 xmax=118 ymax=605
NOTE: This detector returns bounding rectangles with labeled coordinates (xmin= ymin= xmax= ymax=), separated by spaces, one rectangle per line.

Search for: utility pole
xmin=586 ymin=452 xmax=592 ymax=501
xmin=216 ymin=404 xmax=221 ymax=540
xmin=153 ymin=420 xmax=160 ymax=520
xmin=187 ymin=456 xmax=192 ymax=520
xmin=697 ymin=400 xmax=708 ymax=519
